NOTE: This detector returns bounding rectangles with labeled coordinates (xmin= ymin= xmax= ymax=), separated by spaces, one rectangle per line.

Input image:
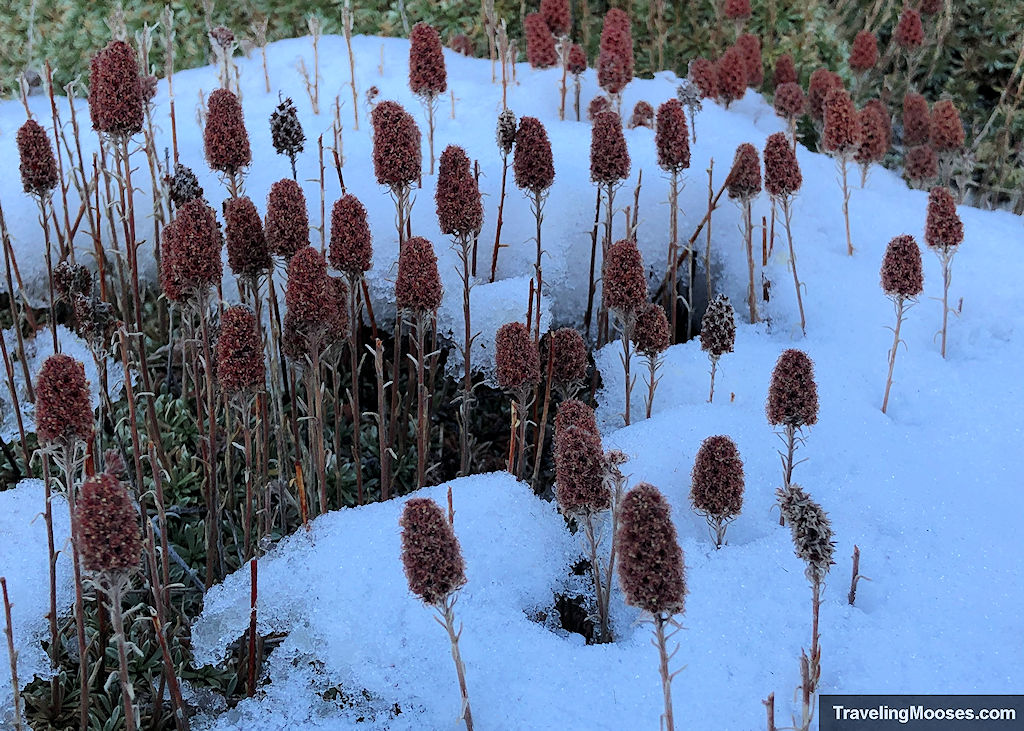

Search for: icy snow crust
xmin=1 ymin=31 xmax=1022 ymax=730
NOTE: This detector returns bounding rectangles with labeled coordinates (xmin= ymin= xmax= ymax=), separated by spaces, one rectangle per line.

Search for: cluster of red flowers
xmin=774 ymin=82 xmax=806 ymax=122
xmin=597 ymin=8 xmax=634 ymax=96
xmin=726 ymin=143 xmax=762 ymax=201
xmin=224 ymin=196 xmax=271 ymax=280
xmin=616 ymin=483 xmax=687 ymax=616
xmin=554 ymin=399 xmax=609 ymax=515
xmin=766 ymin=349 xmax=819 ymax=428
xmin=808 ymin=68 xmax=842 ymax=123
xmin=849 ymin=31 xmax=879 ymax=72
xmin=590 ymin=111 xmax=631 ymax=185
xmin=736 ymin=33 xmax=763 ymax=88
xmin=628 ymin=100 xmax=654 ymax=129
xmin=773 ymin=54 xmax=797 ymax=88
xmin=880 ymin=234 xmax=924 ymax=299
xmin=632 ymin=302 xmax=670 ymax=356
xmin=216 ymin=306 xmax=265 ymax=395
xmin=436 ymin=145 xmax=483 ymax=237
xmin=161 ymin=199 xmax=224 ymax=303
xmin=17 ymin=120 xmax=58 ymax=197
xmin=395 ymin=236 xmax=443 ymax=314
xmin=655 ymin=99 xmax=690 ymax=174
xmin=265 ymin=179 xmax=310 ymax=259
xmin=409 ymin=22 xmax=447 ymax=97
xmin=88 ymin=40 xmax=144 ymax=138
xmin=525 ymin=13 xmax=558 ymax=69
xmin=543 ymin=328 xmax=588 ymax=389
xmin=75 ymin=473 xmax=142 ymax=576
xmin=603 ymin=239 xmax=647 ymax=314
xmin=495 ymin=322 xmax=541 ymax=391
xmin=400 ymin=498 xmax=466 ymax=606
xmin=34 ymin=354 xmax=94 ymax=446
xmin=822 ymin=88 xmax=861 ymax=156
xmin=716 ymin=46 xmax=748 ymax=107
xmin=764 ymin=131 xmax=802 ymax=198
xmin=371 ymin=101 xmax=422 ymax=187
xmin=329 ymin=194 xmax=373 ymax=275
xmin=689 ymin=57 xmax=718 ymax=99
xmin=895 ymin=7 xmax=925 ymax=50
xmin=205 ymin=89 xmax=251 ymax=176
xmin=514 ymin=117 xmax=555 ymax=193
xmin=691 ymin=435 xmax=745 ymax=520
xmin=540 ymin=0 xmax=571 ymax=36
xmin=700 ymin=294 xmax=736 ymax=360
xmin=925 ymin=187 xmax=964 ymax=252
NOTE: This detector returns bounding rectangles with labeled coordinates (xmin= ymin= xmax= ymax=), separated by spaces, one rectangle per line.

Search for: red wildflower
xmin=495 ymin=322 xmax=541 ymax=391
xmin=766 ymin=349 xmax=819 ymax=428
xmin=880 ymin=234 xmax=924 ymax=298
xmin=88 ymin=40 xmax=144 ymax=138
xmin=773 ymin=54 xmax=797 ymax=88
xmin=895 ymin=7 xmax=924 ymax=50
xmin=436 ymin=145 xmax=483 ymax=237
xmin=597 ymin=8 xmax=634 ymax=96
xmin=395 ymin=236 xmax=442 ymax=314
xmin=616 ymin=483 xmax=687 ymax=616
xmin=691 ymin=435 xmax=745 ymax=520
xmin=329 ymin=194 xmax=373 ymax=275
xmin=591 ymin=111 xmax=631 ymax=185
xmin=400 ymin=498 xmax=466 ymax=606
xmin=224 ymin=196 xmax=271 ymax=279
xmin=75 ymin=473 xmax=141 ymax=576
xmin=736 ymin=33 xmax=763 ymax=88
xmin=216 ymin=305 xmax=265 ymax=395
xmin=541 ymin=0 xmax=572 ymax=36
xmin=34 ymin=354 xmax=93 ymax=446
xmin=689 ymin=57 xmax=718 ymax=99
xmin=924 ymin=186 xmax=963 ymax=252
xmin=656 ymin=98 xmax=690 ymax=173
xmin=930 ymin=100 xmax=964 ymax=153
xmin=371 ymin=100 xmax=422 ymax=187
xmin=716 ymin=46 xmax=748 ymax=107
xmin=525 ymin=13 xmax=559 ymax=69
xmin=409 ymin=22 xmax=447 ymax=97
xmin=764 ymin=131 xmax=802 ymax=198
xmin=265 ymin=179 xmax=310 ymax=259
xmin=849 ymin=31 xmax=879 ymax=72
xmin=726 ymin=143 xmax=762 ymax=201
xmin=822 ymin=88 xmax=861 ymax=155
xmin=17 ymin=120 xmax=58 ymax=197
xmin=205 ymin=88 xmax=251 ymax=176
xmin=603 ymin=238 xmax=647 ymax=314
xmin=514 ymin=117 xmax=555 ymax=193
xmin=902 ymin=92 xmax=931 ymax=147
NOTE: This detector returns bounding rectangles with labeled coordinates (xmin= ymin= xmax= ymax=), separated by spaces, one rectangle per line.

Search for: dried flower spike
xmin=554 ymin=402 xmax=609 ymax=515
xmin=930 ymin=100 xmax=964 ymax=153
xmin=217 ymin=305 xmax=265 ymax=395
xmin=905 ymin=145 xmax=937 ymax=183
xmin=776 ymin=484 xmax=835 ymax=584
xmin=265 ymin=179 xmax=310 ymax=259
xmin=774 ymin=54 xmax=797 ymax=88
xmin=544 ymin=328 xmax=589 ymax=389
xmin=35 ymin=354 xmax=93 ymax=446
xmin=632 ymin=302 xmax=670 ymax=357
xmin=700 ymin=294 xmax=736 ymax=359
xmin=436 ymin=145 xmax=483 ymax=237
xmin=774 ymin=82 xmax=806 ymax=122
xmin=902 ymin=92 xmax=931 ymax=147
xmin=603 ymin=238 xmax=647 ymax=314
xmin=591 ymin=111 xmax=631 ymax=184
xmin=764 ymin=131 xmax=802 ymax=198
xmin=17 ymin=119 xmax=59 ymax=197
xmin=204 ymin=88 xmax=251 ymax=176
xmin=541 ymin=0 xmax=572 ymax=36
xmin=807 ymin=68 xmax=842 ymax=123
xmin=616 ymin=483 xmax=687 ymax=616
xmin=224 ymin=196 xmax=272 ymax=279
xmin=89 ymin=40 xmax=144 ymax=138
xmin=767 ymin=349 xmax=819 ymax=428
xmin=597 ymin=8 xmax=634 ymax=97
xmin=167 ymin=163 xmax=204 ymax=207
xmin=161 ymin=198 xmax=224 ymax=302
xmin=514 ymin=117 xmax=555 ymax=193
xmin=628 ymin=101 xmax=655 ymax=129
xmin=329 ymin=194 xmax=373 ymax=275
xmin=409 ymin=22 xmax=447 ymax=97
xmin=496 ymin=109 xmax=518 ymax=155
xmin=75 ymin=473 xmax=142 ymax=576
xmin=727 ymin=143 xmax=762 ymax=201
xmin=495 ymin=322 xmax=541 ymax=391
xmin=400 ymin=498 xmax=466 ymax=606
xmin=823 ymin=88 xmax=861 ymax=155
xmin=395 ymin=236 xmax=442 ymax=314
xmin=880 ymin=234 xmax=924 ymax=299
xmin=925 ymin=186 xmax=963 ymax=252
xmin=716 ymin=47 xmax=747 ymax=107
xmin=371 ymin=100 xmax=422 ymax=187
xmin=656 ymin=98 xmax=690 ymax=173
xmin=691 ymin=435 xmax=745 ymax=542
xmin=270 ymin=97 xmax=306 ymax=166
xmin=736 ymin=33 xmax=763 ymax=88
xmin=525 ymin=13 xmax=558 ymax=69
xmin=895 ymin=7 xmax=925 ymax=50
xmin=849 ymin=31 xmax=879 ymax=72
xmin=689 ymin=57 xmax=718 ymax=99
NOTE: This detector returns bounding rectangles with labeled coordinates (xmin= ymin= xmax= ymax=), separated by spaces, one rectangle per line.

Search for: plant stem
xmin=107 ymin=579 xmax=138 ymax=731
xmin=413 ymin=314 xmax=429 ymax=488
xmin=644 ymin=353 xmax=659 ymax=419
xmin=781 ymin=197 xmax=806 ymax=335
xmin=655 ymin=614 xmax=676 ymax=731
xmin=3 ymin=581 xmax=24 ymax=731
xmin=248 ymin=558 xmax=258 ymax=697
xmin=530 ymin=352 xmax=554 ymax=490
xmin=667 ymin=171 xmax=680 ymax=341
xmin=708 ymin=357 xmax=718 ymax=403
xmin=455 ymin=234 xmax=475 ymax=477
xmin=882 ymin=296 xmax=907 ymax=413
xmin=197 ymin=302 xmax=221 ymax=587
xmin=743 ymin=199 xmax=759 ymax=323
xmin=584 ymin=185 xmax=602 ymax=339
xmin=840 ymin=156 xmax=853 ymax=256
xmin=780 ymin=424 xmax=797 ymax=526
xmin=940 ymin=250 xmax=953 ymax=358
xmin=532 ymin=190 xmax=546 ymax=342
xmin=440 ymin=598 xmax=474 ymax=731
xmin=490 ymin=151 xmax=509 ymax=283
xmin=582 ymin=511 xmax=611 ymax=642
xmin=348 ymin=275 xmax=365 ymax=503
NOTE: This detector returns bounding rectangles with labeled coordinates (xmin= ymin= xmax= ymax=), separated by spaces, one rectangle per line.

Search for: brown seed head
xmin=35 ymin=354 xmax=93 ymax=446
xmin=554 ymin=398 xmax=598 ymax=435
xmin=691 ymin=435 xmax=745 ymax=520
xmin=396 ymin=236 xmax=443 ymax=314
xmin=930 ymin=100 xmax=964 ymax=153
xmin=216 ymin=305 xmax=265 ymax=395
xmin=543 ymin=328 xmax=589 ymax=387
xmin=587 ymin=95 xmax=612 ymax=121
xmin=329 ymin=194 xmax=373 ymax=275
xmin=590 ymin=111 xmax=631 ymax=184
xmin=925 ymin=186 xmax=963 ymax=252
xmin=568 ymin=43 xmax=587 ymax=75
xmin=400 ymin=498 xmax=466 ymax=606
xmin=598 ymin=8 xmax=634 ymax=96
xmin=371 ymin=100 xmax=422 ymax=187
xmin=774 ymin=82 xmax=806 ymax=122
xmin=603 ymin=238 xmax=647 ymax=314
xmin=541 ymin=0 xmax=572 ymax=36
xmin=727 ymin=143 xmax=762 ymax=201
xmin=525 ymin=13 xmax=559 ymax=69
xmin=880 ymin=234 xmax=924 ymax=299
xmin=514 ymin=117 xmax=555 ymax=193
xmin=449 ymin=34 xmax=474 ymax=57
xmin=700 ymin=294 xmax=736 ymax=359
xmin=716 ymin=47 xmax=748 ymax=106
xmin=902 ymin=92 xmax=931 ymax=147
xmin=409 ymin=22 xmax=447 ymax=97
xmin=161 ymin=199 xmax=223 ymax=303
xmin=436 ymin=145 xmax=484 ymax=237
xmin=632 ymin=302 xmax=670 ymax=356
xmin=495 ymin=322 xmax=541 ymax=391
xmin=224 ymin=196 xmax=271 ymax=279
xmin=554 ymin=401 xmax=609 ymax=515
xmin=327 ymin=276 xmax=351 ymax=345
xmin=855 ymin=102 xmax=890 ymax=166
xmin=265 ymin=178 xmax=310 ymax=259
xmin=764 ymin=131 xmax=802 ymax=198
xmin=616 ymin=483 xmax=687 ymax=616
xmin=689 ymin=57 xmax=718 ymax=99
xmin=88 ymin=40 xmax=144 ymax=138
xmin=920 ymin=0 xmax=942 ymax=13
xmin=808 ymin=68 xmax=842 ymax=122
xmin=17 ymin=120 xmax=58 ymax=197
xmin=895 ymin=7 xmax=924 ymax=50
xmin=724 ymin=0 xmax=752 ymax=20
xmin=628 ymin=100 xmax=654 ymax=129
xmin=75 ymin=473 xmax=141 ymax=576
xmin=736 ymin=33 xmax=763 ymax=88
xmin=766 ymin=349 xmax=819 ymax=428
xmin=823 ymin=87 xmax=861 ymax=155
xmin=776 ymin=484 xmax=835 ymax=584
xmin=167 ymin=163 xmax=204 ymax=207
xmin=849 ymin=31 xmax=879 ymax=72
xmin=204 ymin=89 xmax=251 ymax=175
xmin=905 ymin=144 xmax=937 ymax=182
xmin=773 ymin=54 xmax=797 ymax=88
xmin=269 ymin=96 xmax=305 ymax=160
xmin=286 ymin=246 xmax=334 ymax=326
xmin=655 ymin=98 xmax=690 ymax=173
xmin=496 ymin=109 xmax=518 ymax=156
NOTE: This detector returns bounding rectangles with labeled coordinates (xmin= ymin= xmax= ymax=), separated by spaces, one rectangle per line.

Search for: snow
xmin=0 ymin=479 xmax=74 ymax=726
xmin=0 ymin=27 xmax=1021 ymax=731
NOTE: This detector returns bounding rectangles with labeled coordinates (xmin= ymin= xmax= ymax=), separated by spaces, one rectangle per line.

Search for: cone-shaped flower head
xmin=327 ymin=276 xmax=351 ymax=345
xmin=88 ymin=40 xmax=144 ymax=138
xmin=905 ymin=145 xmax=937 ymax=182
xmin=554 ymin=400 xmax=609 ymax=515
xmin=284 ymin=246 xmax=339 ymax=357
xmin=54 ymin=262 xmax=93 ymax=301
xmin=161 ymin=198 xmax=223 ymax=303
xmin=628 ymin=100 xmax=654 ymax=129
xmin=17 ymin=120 xmax=58 ymax=197
xmin=656 ymin=98 xmax=691 ymax=173
xmin=204 ymin=88 xmax=251 ymax=176
xmin=514 ymin=117 xmax=555 ymax=194
xmin=880 ymin=234 xmax=924 ymax=299
xmin=808 ymin=68 xmax=842 ymax=122
xmin=168 ymin=163 xmax=204 ymax=207
xmin=269 ymin=96 xmax=305 ymax=160
xmin=773 ymin=54 xmax=797 ymax=88
xmin=217 ymin=305 xmax=265 ymax=395
xmin=224 ymin=196 xmax=271 ymax=279
xmin=925 ymin=186 xmax=963 ymax=252
xmin=903 ymin=92 xmax=931 ymax=147
xmin=725 ymin=0 xmax=751 ymax=20
xmin=495 ymin=321 xmax=541 ymax=391
xmin=930 ymin=100 xmax=964 ymax=153
xmin=590 ymin=111 xmax=631 ymax=184
xmin=855 ymin=102 xmax=890 ymax=166
xmin=265 ymin=178 xmax=309 ymax=259
xmin=736 ymin=33 xmax=763 ymax=88
xmin=329 ymin=194 xmax=373 ymax=275
xmin=776 ymin=484 xmax=835 ymax=584
xmin=700 ymin=294 xmax=736 ymax=359
xmin=895 ymin=7 xmax=924 ymax=50
xmin=396 ymin=236 xmax=442 ymax=314
xmin=603 ymin=238 xmax=647 ymax=314
xmin=568 ymin=43 xmax=587 ymax=75
xmin=632 ymin=302 xmax=670 ymax=357
xmin=449 ymin=34 xmax=474 ymax=57
xmin=691 ymin=435 xmax=745 ymax=520
xmin=823 ymin=87 xmax=861 ymax=155
xmin=774 ymin=82 xmax=806 ymax=121
xmin=371 ymin=101 xmax=422 ymax=187
xmin=716 ymin=46 xmax=748 ymax=106
xmin=541 ymin=0 xmax=572 ymax=36
xmin=588 ymin=96 xmax=612 ymax=120
xmin=727 ymin=143 xmax=762 ymax=201
xmin=764 ymin=131 xmax=802 ymax=198
xmin=35 ymin=354 xmax=93 ymax=446
xmin=75 ymin=473 xmax=141 ymax=576
xmin=409 ymin=22 xmax=447 ymax=97
xmin=689 ymin=57 xmax=718 ymax=99
xmin=544 ymin=328 xmax=588 ymax=388
xmin=525 ymin=13 xmax=559 ymax=69
xmin=767 ymin=349 xmax=819 ymax=427
xmin=436 ymin=145 xmax=483 ymax=237
xmin=616 ymin=483 xmax=687 ymax=615
xmin=598 ymin=8 xmax=634 ymax=96
xmin=849 ymin=31 xmax=879 ymax=72
xmin=496 ymin=109 xmax=518 ymax=156
xmin=400 ymin=498 xmax=466 ymax=606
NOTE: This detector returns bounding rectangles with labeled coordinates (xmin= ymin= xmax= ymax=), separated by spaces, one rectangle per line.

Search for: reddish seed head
xmin=17 ymin=120 xmax=59 ymax=197
xmin=514 ymin=117 xmax=555 ymax=193
xmin=554 ymin=407 xmax=608 ymax=515
xmin=823 ymin=87 xmax=861 ymax=155
xmin=774 ymin=54 xmax=797 ymax=88
xmin=930 ymin=100 xmax=964 ymax=153
xmin=409 ymin=22 xmax=447 ymax=97
xmin=544 ymin=328 xmax=588 ymax=387
xmin=371 ymin=101 xmax=422 ymax=187
xmin=855 ymin=102 xmax=890 ymax=166
xmin=587 ymin=95 xmax=612 ymax=121
xmin=925 ymin=186 xmax=963 ymax=252
xmin=75 ymin=473 xmax=141 ymax=576
xmin=616 ymin=483 xmax=687 ymax=616
xmin=767 ymin=349 xmax=819 ymax=428
xmin=689 ymin=57 xmax=718 ymax=99
xmin=736 ymin=33 xmax=763 ymax=88
xmin=541 ymin=0 xmax=572 ymax=36
xmin=902 ymin=92 xmax=931 ymax=147
xmin=495 ymin=322 xmax=541 ymax=391
xmin=216 ymin=305 xmax=265 ymax=395
xmin=88 ymin=40 xmax=144 ymax=138
xmin=436 ymin=145 xmax=483 ymax=237
xmin=554 ymin=398 xmax=598 ymax=435
xmin=329 ymin=194 xmax=373 ymax=275
xmin=224 ymin=196 xmax=271 ymax=279
xmin=590 ymin=111 xmax=631 ymax=184
xmin=774 ymin=82 xmax=806 ymax=122
xmin=603 ymin=239 xmax=647 ymax=314
xmin=568 ymin=44 xmax=587 ymax=75
xmin=724 ymin=0 xmax=751 ymax=20
xmin=449 ymin=34 xmax=474 ymax=57
xmin=700 ymin=294 xmax=736 ymax=359
xmin=849 ymin=31 xmax=879 ymax=72
xmin=691 ymin=435 xmax=745 ymax=520
xmin=161 ymin=199 xmax=223 ymax=303
xmin=265 ymin=179 xmax=310 ymax=259
xmin=396 ymin=236 xmax=443 ymax=314
xmin=895 ymin=7 xmax=924 ymax=49
xmin=204 ymin=88 xmax=251 ymax=175
xmin=628 ymin=100 xmax=655 ymax=129
xmin=286 ymin=246 xmax=334 ymax=323
xmin=727 ymin=143 xmax=762 ymax=201
xmin=656 ymin=98 xmax=691 ymax=173
xmin=808 ymin=68 xmax=842 ymax=122
xmin=880 ymin=234 xmax=924 ymax=299
xmin=716 ymin=47 xmax=748 ymax=106
xmin=598 ymin=8 xmax=634 ymax=96
xmin=35 ymin=354 xmax=93 ymax=446
xmin=905 ymin=144 xmax=937 ymax=182
xmin=327 ymin=276 xmax=351 ymax=344
xmin=764 ymin=131 xmax=802 ymax=198
xmin=525 ymin=13 xmax=559 ymax=69
xmin=400 ymin=498 xmax=466 ymax=606
xmin=632 ymin=302 xmax=670 ymax=356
